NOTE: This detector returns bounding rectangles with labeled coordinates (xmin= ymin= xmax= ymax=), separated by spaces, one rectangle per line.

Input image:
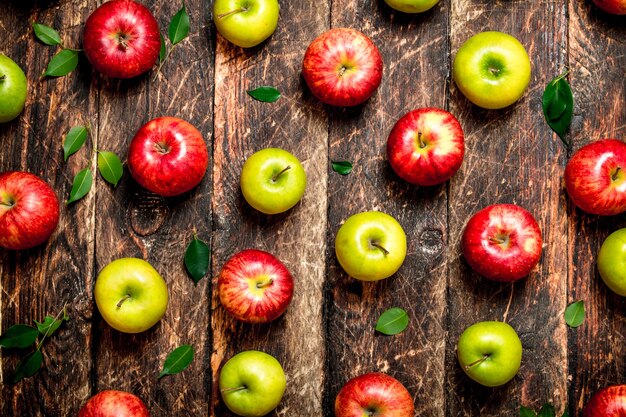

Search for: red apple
xmin=78 ymin=390 xmax=150 ymax=417
xmin=387 ymin=107 xmax=464 ymax=186
xmin=83 ymin=0 xmax=161 ymax=79
xmin=0 ymin=171 xmax=59 ymax=250
xmin=302 ymin=28 xmax=383 ymax=107
xmin=583 ymin=385 xmax=626 ymax=417
xmin=591 ymin=0 xmax=626 ymax=14
xmin=218 ymin=249 xmax=294 ymax=323
xmin=128 ymin=116 xmax=209 ymax=197
xmin=462 ymin=204 xmax=542 ymax=282
xmin=335 ymin=372 xmax=414 ymax=417
xmin=565 ymin=139 xmax=626 ymax=216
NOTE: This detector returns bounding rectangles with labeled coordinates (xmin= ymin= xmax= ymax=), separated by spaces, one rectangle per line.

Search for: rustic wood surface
xmin=0 ymin=0 xmax=624 ymax=416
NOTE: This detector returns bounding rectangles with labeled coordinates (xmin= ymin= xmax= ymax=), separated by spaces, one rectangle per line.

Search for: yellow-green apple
xmin=462 ymin=204 xmax=542 ymax=282
xmin=219 ymin=350 xmax=286 ymax=417
xmin=0 ymin=55 xmax=27 ymax=123
xmin=240 ymin=148 xmax=306 ymax=215
xmin=128 ymin=117 xmax=209 ymax=197
xmin=453 ymin=31 xmax=531 ymax=109
xmin=78 ymin=390 xmax=150 ymax=417
xmin=387 ymin=107 xmax=464 ymax=186
xmin=218 ymin=249 xmax=294 ymax=323
xmin=457 ymin=321 xmax=522 ymax=387
xmin=335 ymin=373 xmax=415 ymax=417
xmin=583 ymin=385 xmax=626 ymax=417
xmin=597 ymin=229 xmax=626 ymax=296
xmin=383 ymin=0 xmax=440 ymax=13
xmin=213 ymin=0 xmax=279 ymax=48
xmin=302 ymin=28 xmax=383 ymax=107
xmin=95 ymin=258 xmax=168 ymax=333
xmin=0 ymin=171 xmax=59 ymax=250
xmin=591 ymin=0 xmax=626 ymax=14
xmin=335 ymin=211 xmax=407 ymax=281
xmin=564 ymin=139 xmax=626 ymax=216
xmin=83 ymin=0 xmax=161 ymax=79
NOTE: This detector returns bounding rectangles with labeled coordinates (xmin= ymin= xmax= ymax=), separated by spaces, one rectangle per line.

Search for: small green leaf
xmin=375 ymin=307 xmax=409 ymax=335
xmin=564 ymin=300 xmax=585 ymax=328
xmin=542 ymin=70 xmax=573 ymax=148
xmin=184 ymin=235 xmax=210 ymax=285
xmin=34 ymin=312 xmax=68 ymax=338
xmin=247 ymin=86 xmax=281 ymax=103
xmin=0 ymin=325 xmax=39 ymax=349
xmin=44 ymin=49 xmax=79 ymax=78
xmin=520 ymin=406 xmax=537 ymax=417
xmin=97 ymin=151 xmax=123 ymax=187
xmin=331 ymin=160 xmax=353 ymax=176
xmin=538 ymin=403 xmax=556 ymax=417
xmin=12 ymin=350 xmax=43 ymax=383
xmin=32 ymin=23 xmax=63 ymax=46
xmin=159 ymin=33 xmax=167 ymax=63
xmin=169 ymin=3 xmax=190 ymax=45
xmin=63 ymin=126 xmax=88 ymax=161
xmin=66 ymin=168 xmax=93 ymax=204
xmin=159 ymin=345 xmax=194 ymax=379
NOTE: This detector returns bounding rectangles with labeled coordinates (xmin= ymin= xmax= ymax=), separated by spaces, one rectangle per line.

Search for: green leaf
xmin=0 ymin=325 xmax=39 ymax=349
xmin=32 ymin=23 xmax=62 ymax=46
xmin=168 ymin=3 xmax=190 ymax=45
xmin=44 ymin=49 xmax=79 ymax=78
xmin=184 ymin=235 xmax=210 ymax=285
xmin=63 ymin=126 xmax=88 ymax=161
xmin=12 ymin=350 xmax=43 ymax=383
xmin=331 ymin=160 xmax=353 ymax=176
xmin=247 ymin=86 xmax=281 ymax=103
xmin=375 ymin=307 xmax=409 ymax=335
xmin=159 ymin=33 xmax=167 ymax=63
xmin=34 ymin=311 xmax=68 ymax=338
xmin=538 ymin=403 xmax=556 ymax=417
xmin=158 ymin=345 xmax=194 ymax=379
xmin=66 ymin=168 xmax=92 ymax=204
xmin=97 ymin=151 xmax=123 ymax=187
xmin=520 ymin=406 xmax=537 ymax=417
xmin=542 ymin=70 xmax=573 ymax=148
xmin=564 ymin=300 xmax=585 ymax=328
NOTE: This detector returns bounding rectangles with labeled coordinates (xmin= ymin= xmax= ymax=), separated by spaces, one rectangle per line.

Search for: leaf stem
xmin=216 ymin=7 xmax=247 ymax=19
xmin=35 ymin=304 xmax=67 ymax=351
xmin=271 ymin=166 xmax=291 ymax=182
xmin=464 ymin=354 xmax=489 ymax=370
xmin=153 ymin=45 xmax=175 ymax=82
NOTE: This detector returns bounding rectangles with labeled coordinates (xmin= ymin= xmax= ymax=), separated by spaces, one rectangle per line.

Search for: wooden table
xmin=1 ymin=0 xmax=625 ymax=416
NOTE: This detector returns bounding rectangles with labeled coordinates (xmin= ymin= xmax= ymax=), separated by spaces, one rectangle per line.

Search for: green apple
xmin=219 ymin=350 xmax=286 ymax=417
xmin=597 ymin=228 xmax=626 ymax=296
xmin=0 ymin=55 xmax=27 ymax=123
xmin=213 ymin=0 xmax=280 ymax=48
xmin=94 ymin=258 xmax=169 ymax=333
xmin=240 ymin=148 xmax=306 ymax=215
xmin=453 ymin=31 xmax=531 ymax=109
xmin=335 ymin=211 xmax=407 ymax=281
xmin=457 ymin=321 xmax=522 ymax=387
xmin=383 ymin=0 xmax=440 ymax=13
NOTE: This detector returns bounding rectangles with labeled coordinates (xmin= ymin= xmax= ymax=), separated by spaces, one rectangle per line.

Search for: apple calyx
xmin=271 ymin=166 xmax=291 ymax=182
xmin=220 ymin=386 xmax=247 ymax=393
xmin=256 ymin=278 xmax=274 ymax=289
xmin=464 ymin=354 xmax=490 ymax=370
xmin=116 ymin=294 xmax=131 ymax=308
xmin=370 ymin=240 xmax=390 ymax=256
xmin=115 ymin=32 xmax=132 ymax=51
xmin=216 ymin=7 xmax=248 ymax=20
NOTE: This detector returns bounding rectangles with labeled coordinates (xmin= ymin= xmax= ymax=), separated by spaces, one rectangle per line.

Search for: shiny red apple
xmin=128 ymin=116 xmax=209 ymax=197
xmin=83 ymin=0 xmax=161 ymax=79
xmin=0 ymin=171 xmax=59 ymax=250
xmin=387 ymin=107 xmax=464 ymax=186
xmin=565 ymin=139 xmax=626 ymax=216
xmin=591 ymin=0 xmax=626 ymax=14
xmin=302 ymin=28 xmax=383 ymax=107
xmin=218 ymin=249 xmax=294 ymax=323
xmin=462 ymin=204 xmax=542 ymax=282
xmin=583 ymin=385 xmax=626 ymax=417
xmin=78 ymin=390 xmax=150 ymax=417
xmin=335 ymin=372 xmax=414 ymax=417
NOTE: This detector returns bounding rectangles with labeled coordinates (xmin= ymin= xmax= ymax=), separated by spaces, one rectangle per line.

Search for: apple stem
xmin=417 ymin=131 xmax=426 ymax=148
xmin=371 ymin=242 xmax=389 ymax=256
xmin=216 ymin=7 xmax=247 ymax=19
xmin=116 ymin=294 xmax=131 ymax=308
xmin=220 ymin=386 xmax=247 ymax=393
xmin=464 ymin=354 xmax=490 ymax=370
xmin=271 ymin=166 xmax=291 ymax=182
xmin=256 ymin=278 xmax=274 ymax=289
xmin=612 ymin=167 xmax=622 ymax=181
xmin=154 ymin=142 xmax=171 ymax=155
xmin=0 ymin=196 xmax=15 ymax=208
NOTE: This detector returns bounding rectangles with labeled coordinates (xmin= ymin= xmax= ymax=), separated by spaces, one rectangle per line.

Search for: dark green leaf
xmin=66 ymin=168 xmax=92 ymax=204
xmin=32 ymin=23 xmax=62 ymax=46
xmin=184 ymin=236 xmax=210 ymax=285
xmin=168 ymin=3 xmax=190 ymax=45
xmin=12 ymin=350 xmax=43 ymax=383
xmin=542 ymin=71 xmax=573 ymax=148
xmin=159 ymin=33 xmax=167 ymax=63
xmin=44 ymin=49 xmax=79 ymax=78
xmin=538 ymin=403 xmax=556 ymax=417
xmin=331 ymin=160 xmax=353 ymax=176
xmin=97 ymin=151 xmax=123 ymax=187
xmin=375 ymin=307 xmax=409 ymax=335
xmin=564 ymin=300 xmax=585 ymax=328
xmin=63 ymin=126 xmax=88 ymax=161
xmin=158 ymin=345 xmax=194 ymax=379
xmin=520 ymin=406 xmax=537 ymax=417
xmin=0 ymin=325 xmax=38 ymax=349
xmin=247 ymin=86 xmax=281 ymax=103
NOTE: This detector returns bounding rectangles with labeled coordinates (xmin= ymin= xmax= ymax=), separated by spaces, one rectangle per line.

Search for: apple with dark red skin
xmin=387 ymin=107 xmax=464 ymax=186
xmin=335 ymin=372 xmax=414 ymax=417
xmin=0 ymin=171 xmax=59 ymax=250
xmin=218 ymin=249 xmax=294 ymax=323
xmin=78 ymin=390 xmax=150 ymax=417
xmin=83 ymin=0 xmax=161 ymax=79
xmin=462 ymin=204 xmax=542 ymax=282
xmin=128 ymin=116 xmax=209 ymax=197
xmin=591 ymin=0 xmax=626 ymax=14
xmin=302 ymin=28 xmax=383 ymax=107
xmin=565 ymin=139 xmax=626 ymax=216
xmin=583 ymin=385 xmax=626 ymax=417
